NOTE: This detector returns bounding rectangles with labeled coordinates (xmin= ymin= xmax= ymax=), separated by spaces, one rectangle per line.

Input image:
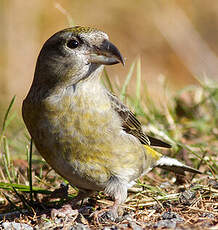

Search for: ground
xmin=0 ymin=69 xmax=217 ymax=229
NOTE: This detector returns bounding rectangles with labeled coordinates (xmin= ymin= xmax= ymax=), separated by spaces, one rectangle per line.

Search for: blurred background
xmin=1 ymin=0 xmax=218 ymax=114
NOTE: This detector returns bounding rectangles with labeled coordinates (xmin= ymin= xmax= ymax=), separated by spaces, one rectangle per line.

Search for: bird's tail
xmin=155 ymin=156 xmax=202 ymax=175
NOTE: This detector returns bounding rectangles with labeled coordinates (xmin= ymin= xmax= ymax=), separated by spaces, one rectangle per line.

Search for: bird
xmin=22 ymin=26 xmax=201 ymax=218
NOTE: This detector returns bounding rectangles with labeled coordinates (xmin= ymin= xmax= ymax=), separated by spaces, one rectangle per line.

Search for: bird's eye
xmin=67 ymin=39 xmax=79 ymax=49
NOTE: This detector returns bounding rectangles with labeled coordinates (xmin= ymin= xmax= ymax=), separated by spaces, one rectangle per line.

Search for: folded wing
xmin=107 ymin=91 xmax=171 ymax=148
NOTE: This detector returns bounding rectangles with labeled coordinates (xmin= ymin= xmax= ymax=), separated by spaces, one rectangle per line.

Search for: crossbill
xmin=22 ymin=26 xmax=200 ymax=218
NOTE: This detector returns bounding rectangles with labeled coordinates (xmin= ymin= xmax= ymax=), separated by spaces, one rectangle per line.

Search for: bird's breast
xmin=38 ymin=81 xmax=122 ymax=162
xmin=23 ymin=80 xmax=146 ymax=189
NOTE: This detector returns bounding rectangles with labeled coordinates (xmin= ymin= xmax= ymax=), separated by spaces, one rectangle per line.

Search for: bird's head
xmin=34 ymin=26 xmax=124 ymax=86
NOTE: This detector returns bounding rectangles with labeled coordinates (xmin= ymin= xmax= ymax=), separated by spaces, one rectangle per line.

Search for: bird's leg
xmin=110 ymin=198 xmax=120 ymax=218
xmin=91 ymin=176 xmax=127 ymax=222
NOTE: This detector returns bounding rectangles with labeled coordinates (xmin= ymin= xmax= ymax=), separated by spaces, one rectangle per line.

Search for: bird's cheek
xmin=72 ymin=52 xmax=88 ymax=66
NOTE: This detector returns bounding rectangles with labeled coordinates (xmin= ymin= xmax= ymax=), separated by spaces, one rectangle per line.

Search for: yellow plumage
xmin=144 ymin=145 xmax=162 ymax=160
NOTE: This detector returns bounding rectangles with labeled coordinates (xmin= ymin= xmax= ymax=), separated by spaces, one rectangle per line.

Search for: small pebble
xmin=179 ymin=190 xmax=196 ymax=205
xmin=208 ymin=179 xmax=218 ymax=189
xmin=70 ymin=223 xmax=90 ymax=230
xmin=78 ymin=206 xmax=93 ymax=216
xmin=128 ymin=221 xmax=143 ymax=230
xmin=2 ymin=221 xmax=33 ymax=230
xmin=154 ymin=219 xmax=177 ymax=229
xmin=162 ymin=211 xmax=183 ymax=222
xmin=202 ymin=213 xmax=215 ymax=219
xmin=154 ymin=211 xmax=184 ymax=228
xmin=103 ymin=226 xmax=118 ymax=230
xmin=160 ymin=182 xmax=171 ymax=189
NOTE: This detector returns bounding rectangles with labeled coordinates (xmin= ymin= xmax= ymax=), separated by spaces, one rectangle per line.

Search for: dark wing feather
xmin=147 ymin=135 xmax=171 ymax=148
xmin=107 ymin=91 xmax=171 ymax=148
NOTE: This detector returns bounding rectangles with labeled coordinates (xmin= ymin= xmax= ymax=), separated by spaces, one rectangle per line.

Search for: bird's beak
xmin=88 ymin=39 xmax=125 ymax=66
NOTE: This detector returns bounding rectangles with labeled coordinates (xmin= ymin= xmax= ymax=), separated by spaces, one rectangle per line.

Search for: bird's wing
xmin=107 ymin=91 xmax=171 ymax=148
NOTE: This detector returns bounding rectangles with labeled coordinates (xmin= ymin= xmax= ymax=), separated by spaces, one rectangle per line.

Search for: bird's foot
xmin=98 ymin=209 xmax=118 ymax=222
xmin=51 ymin=204 xmax=79 ymax=218
xmin=91 ymin=205 xmax=123 ymax=223
xmin=50 ymin=189 xmax=94 ymax=218
xmin=90 ymin=208 xmax=117 ymax=223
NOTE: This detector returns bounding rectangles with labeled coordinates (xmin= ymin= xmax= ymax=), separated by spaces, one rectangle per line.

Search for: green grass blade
xmin=3 ymin=137 xmax=10 ymax=167
xmin=120 ymin=61 xmax=135 ymax=101
xmin=2 ymin=150 xmax=12 ymax=183
xmin=103 ymin=68 xmax=114 ymax=93
xmin=0 ymin=182 xmax=52 ymax=194
xmin=0 ymin=96 xmax=16 ymax=143
xmin=28 ymin=138 xmax=33 ymax=202
xmin=136 ymin=57 xmax=141 ymax=107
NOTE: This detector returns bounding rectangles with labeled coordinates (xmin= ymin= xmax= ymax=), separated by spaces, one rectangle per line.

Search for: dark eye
xmin=67 ymin=39 xmax=79 ymax=49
